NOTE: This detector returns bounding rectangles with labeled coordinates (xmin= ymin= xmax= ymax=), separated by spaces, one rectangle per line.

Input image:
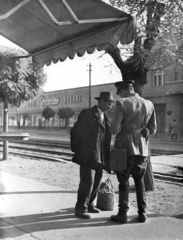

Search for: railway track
xmin=0 ymin=139 xmax=183 ymax=184
xmin=0 ymin=140 xmax=72 ymax=161
xmin=8 ymin=139 xmax=183 ymax=155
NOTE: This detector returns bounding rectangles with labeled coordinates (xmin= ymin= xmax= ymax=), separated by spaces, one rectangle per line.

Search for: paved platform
xmin=0 ymin=129 xmax=183 ymax=239
xmin=0 ymin=171 xmax=182 ymax=240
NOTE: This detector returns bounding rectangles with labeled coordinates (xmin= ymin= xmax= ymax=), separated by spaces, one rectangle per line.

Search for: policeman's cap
xmin=114 ymin=80 xmax=134 ymax=94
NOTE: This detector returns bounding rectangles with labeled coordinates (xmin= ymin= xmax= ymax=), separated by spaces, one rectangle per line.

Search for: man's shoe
xmin=75 ymin=211 xmax=91 ymax=219
xmin=138 ymin=213 xmax=147 ymax=223
xmin=110 ymin=213 xmax=127 ymax=224
xmin=88 ymin=206 xmax=101 ymax=213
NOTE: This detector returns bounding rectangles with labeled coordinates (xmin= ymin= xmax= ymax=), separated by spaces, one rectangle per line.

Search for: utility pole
xmin=88 ymin=63 xmax=92 ymax=108
xmin=3 ymin=100 xmax=8 ymax=160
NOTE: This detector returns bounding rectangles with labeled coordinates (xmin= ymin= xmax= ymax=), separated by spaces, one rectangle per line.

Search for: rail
xmin=0 ymin=140 xmax=182 ymax=185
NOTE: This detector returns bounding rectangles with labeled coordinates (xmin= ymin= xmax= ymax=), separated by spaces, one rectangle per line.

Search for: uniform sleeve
xmin=110 ymin=100 xmax=123 ymax=134
xmin=147 ymin=103 xmax=157 ymax=135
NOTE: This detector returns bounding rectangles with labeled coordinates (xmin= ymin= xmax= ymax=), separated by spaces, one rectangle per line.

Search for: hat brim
xmin=95 ymin=97 xmax=114 ymax=102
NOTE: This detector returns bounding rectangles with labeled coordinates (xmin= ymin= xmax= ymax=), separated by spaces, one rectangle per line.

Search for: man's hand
xmin=140 ymin=128 xmax=149 ymax=141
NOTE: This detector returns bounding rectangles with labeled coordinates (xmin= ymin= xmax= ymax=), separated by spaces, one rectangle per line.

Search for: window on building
xmin=67 ymin=96 xmax=70 ymax=103
xmin=69 ymin=96 xmax=71 ymax=103
xmin=76 ymin=94 xmax=79 ymax=103
xmin=153 ymin=69 xmax=165 ymax=87
xmin=64 ymin=94 xmax=82 ymax=104
xmin=80 ymin=95 xmax=82 ymax=102
xmin=173 ymin=67 xmax=183 ymax=81
xmin=74 ymin=95 xmax=76 ymax=103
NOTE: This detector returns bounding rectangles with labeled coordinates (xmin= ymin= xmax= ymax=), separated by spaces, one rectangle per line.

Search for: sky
xmin=0 ymin=35 xmax=122 ymax=92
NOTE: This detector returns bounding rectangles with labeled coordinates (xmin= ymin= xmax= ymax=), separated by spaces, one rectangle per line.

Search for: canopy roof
xmin=0 ymin=0 xmax=134 ymax=66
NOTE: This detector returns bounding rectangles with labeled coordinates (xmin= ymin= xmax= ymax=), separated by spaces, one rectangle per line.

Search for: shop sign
xmin=40 ymin=95 xmax=60 ymax=106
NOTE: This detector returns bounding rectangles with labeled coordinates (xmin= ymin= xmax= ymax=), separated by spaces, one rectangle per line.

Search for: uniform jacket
xmin=110 ymin=93 xmax=157 ymax=157
xmin=70 ymin=105 xmax=111 ymax=171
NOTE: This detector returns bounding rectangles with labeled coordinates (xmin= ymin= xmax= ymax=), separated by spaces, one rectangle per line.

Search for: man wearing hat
xmin=110 ymin=80 xmax=157 ymax=224
xmin=70 ymin=92 xmax=114 ymax=219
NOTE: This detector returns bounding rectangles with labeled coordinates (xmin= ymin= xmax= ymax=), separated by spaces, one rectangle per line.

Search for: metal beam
xmin=0 ymin=0 xmax=31 ymax=21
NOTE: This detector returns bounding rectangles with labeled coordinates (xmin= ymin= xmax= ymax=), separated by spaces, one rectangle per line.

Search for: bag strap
xmin=105 ymin=178 xmax=114 ymax=192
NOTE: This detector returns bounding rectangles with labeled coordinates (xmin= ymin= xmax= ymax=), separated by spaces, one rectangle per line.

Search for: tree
xmin=106 ymin=0 xmax=183 ymax=90
xmin=57 ymin=108 xmax=75 ymax=131
xmin=104 ymin=0 xmax=183 ymax=191
xmin=0 ymin=46 xmax=46 ymax=160
xmin=42 ymin=107 xmax=55 ymax=131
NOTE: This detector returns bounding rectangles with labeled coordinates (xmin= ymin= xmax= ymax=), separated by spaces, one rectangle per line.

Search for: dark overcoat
xmin=70 ymin=105 xmax=111 ymax=171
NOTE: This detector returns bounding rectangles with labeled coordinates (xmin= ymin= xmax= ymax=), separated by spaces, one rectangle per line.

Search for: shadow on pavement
xmin=0 ymin=208 xmax=167 ymax=239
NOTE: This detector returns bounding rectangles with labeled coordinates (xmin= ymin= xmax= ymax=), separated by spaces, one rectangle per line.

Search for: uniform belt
xmin=121 ymin=130 xmax=141 ymax=135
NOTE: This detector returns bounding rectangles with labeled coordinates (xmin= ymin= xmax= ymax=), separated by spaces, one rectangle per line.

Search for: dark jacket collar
xmin=92 ymin=105 xmax=110 ymax=129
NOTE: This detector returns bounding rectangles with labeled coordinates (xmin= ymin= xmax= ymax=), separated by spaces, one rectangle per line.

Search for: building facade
xmin=0 ymin=67 xmax=183 ymax=136
xmin=144 ymin=66 xmax=183 ymax=135
xmin=0 ymin=83 xmax=117 ymax=129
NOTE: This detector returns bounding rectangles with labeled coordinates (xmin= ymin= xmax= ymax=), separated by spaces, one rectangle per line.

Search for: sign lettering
xmin=40 ymin=95 xmax=60 ymax=106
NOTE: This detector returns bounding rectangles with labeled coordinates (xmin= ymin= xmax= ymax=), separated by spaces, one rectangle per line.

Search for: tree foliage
xmin=0 ymin=45 xmax=47 ymax=160
xmin=105 ymin=0 xmax=183 ymax=87
xmin=0 ymin=46 xmax=47 ymax=107
xmin=58 ymin=108 xmax=75 ymax=120
xmin=42 ymin=107 xmax=55 ymax=120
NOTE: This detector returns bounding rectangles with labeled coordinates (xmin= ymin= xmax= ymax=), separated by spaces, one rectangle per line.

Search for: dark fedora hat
xmin=114 ymin=80 xmax=135 ymax=89
xmin=95 ymin=92 xmax=114 ymax=102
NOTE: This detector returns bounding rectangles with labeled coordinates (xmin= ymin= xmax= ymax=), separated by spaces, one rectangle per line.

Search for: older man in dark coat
xmin=70 ymin=92 xmax=114 ymax=219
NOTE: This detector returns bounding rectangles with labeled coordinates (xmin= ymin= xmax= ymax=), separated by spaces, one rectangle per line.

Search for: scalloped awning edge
xmin=33 ymin=20 xmax=134 ymax=67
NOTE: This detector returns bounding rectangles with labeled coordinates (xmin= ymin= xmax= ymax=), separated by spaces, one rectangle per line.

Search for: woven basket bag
xmin=96 ymin=178 xmax=115 ymax=211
